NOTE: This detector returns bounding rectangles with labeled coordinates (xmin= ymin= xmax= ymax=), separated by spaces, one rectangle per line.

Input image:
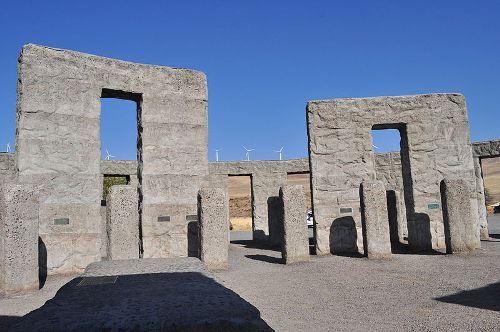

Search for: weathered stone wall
xmin=307 ymin=94 xmax=477 ymax=255
xmin=0 ymin=153 xmax=15 ymax=182
xmin=209 ymin=159 xmax=308 ymax=242
xmin=15 ymin=44 xmax=207 ymax=273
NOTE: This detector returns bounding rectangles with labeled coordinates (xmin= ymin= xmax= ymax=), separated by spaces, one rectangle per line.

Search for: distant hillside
xmin=482 ymin=157 xmax=500 ymax=206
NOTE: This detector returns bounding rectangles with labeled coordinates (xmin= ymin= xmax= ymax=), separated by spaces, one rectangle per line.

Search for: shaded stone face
xmin=15 ymin=44 xmax=208 ymax=273
xmin=307 ymin=94 xmax=477 ymax=255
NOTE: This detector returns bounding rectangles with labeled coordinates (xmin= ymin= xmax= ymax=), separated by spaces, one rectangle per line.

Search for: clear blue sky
xmin=1 ymin=1 xmax=499 ymax=160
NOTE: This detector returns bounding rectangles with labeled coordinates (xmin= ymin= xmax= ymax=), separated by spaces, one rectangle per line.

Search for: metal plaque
xmin=185 ymin=215 xmax=198 ymax=221
xmin=427 ymin=203 xmax=441 ymax=210
xmin=157 ymin=216 xmax=170 ymax=222
xmin=54 ymin=218 xmax=69 ymax=225
xmin=340 ymin=207 xmax=353 ymax=214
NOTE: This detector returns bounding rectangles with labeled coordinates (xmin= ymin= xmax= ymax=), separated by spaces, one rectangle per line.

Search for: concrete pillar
xmin=251 ymin=172 xmax=287 ymax=244
xmin=280 ymin=185 xmax=309 ymax=264
xmin=473 ymin=157 xmax=489 ymax=240
xmin=441 ymin=179 xmax=480 ymax=254
xmin=198 ymin=188 xmax=229 ymax=270
xmin=0 ymin=183 xmax=39 ymax=295
xmin=106 ymin=185 xmax=139 ymax=260
xmin=361 ymin=181 xmax=391 ymax=259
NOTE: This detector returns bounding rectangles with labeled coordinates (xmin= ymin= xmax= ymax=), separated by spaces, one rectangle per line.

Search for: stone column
xmin=106 ymin=185 xmax=139 ymax=260
xmin=198 ymin=188 xmax=229 ymax=270
xmin=441 ymin=179 xmax=480 ymax=254
xmin=0 ymin=183 xmax=39 ymax=295
xmin=251 ymin=172 xmax=287 ymax=244
xmin=280 ymin=185 xmax=309 ymax=264
xmin=361 ymin=181 xmax=391 ymax=259
xmin=473 ymin=157 xmax=489 ymax=240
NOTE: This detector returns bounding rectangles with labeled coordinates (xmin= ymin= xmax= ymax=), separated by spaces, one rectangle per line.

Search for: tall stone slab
xmin=198 ymin=188 xmax=229 ymax=270
xmin=441 ymin=179 xmax=480 ymax=254
xmin=0 ymin=184 xmax=39 ymax=295
xmin=16 ymin=44 xmax=208 ymax=273
xmin=280 ymin=185 xmax=309 ymax=264
xmin=361 ymin=181 xmax=391 ymax=259
xmin=307 ymin=94 xmax=477 ymax=255
xmin=106 ymin=185 xmax=139 ymax=260
xmin=251 ymin=172 xmax=287 ymax=244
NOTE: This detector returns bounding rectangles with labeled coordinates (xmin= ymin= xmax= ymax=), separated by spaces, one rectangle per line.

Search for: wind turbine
xmin=215 ymin=149 xmax=221 ymax=162
xmin=105 ymin=149 xmax=115 ymax=160
xmin=243 ymin=146 xmax=254 ymax=161
xmin=273 ymin=146 xmax=284 ymax=160
xmin=6 ymin=142 xmax=11 ymax=153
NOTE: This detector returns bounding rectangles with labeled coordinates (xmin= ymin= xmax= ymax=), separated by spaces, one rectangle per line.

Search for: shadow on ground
xmin=245 ymin=254 xmax=283 ymax=264
xmin=8 ymin=272 xmax=273 ymax=331
xmin=0 ymin=315 xmax=20 ymax=331
xmin=435 ymin=281 xmax=500 ymax=312
xmin=231 ymin=240 xmax=281 ymax=252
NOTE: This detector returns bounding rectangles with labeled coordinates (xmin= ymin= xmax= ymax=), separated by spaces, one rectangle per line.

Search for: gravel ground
xmin=213 ymin=238 xmax=500 ymax=332
xmin=1 ymin=217 xmax=499 ymax=331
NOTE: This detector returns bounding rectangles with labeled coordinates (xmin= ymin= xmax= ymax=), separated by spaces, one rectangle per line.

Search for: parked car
xmin=306 ymin=210 xmax=314 ymax=228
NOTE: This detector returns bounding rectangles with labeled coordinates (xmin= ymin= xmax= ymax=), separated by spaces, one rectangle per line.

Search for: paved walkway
xmin=4 ymin=258 xmax=271 ymax=331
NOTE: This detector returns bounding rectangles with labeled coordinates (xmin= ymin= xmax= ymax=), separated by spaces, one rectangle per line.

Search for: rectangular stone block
xmin=361 ymin=181 xmax=391 ymax=259
xmin=198 ymin=188 xmax=229 ymax=270
xmin=0 ymin=183 xmax=39 ymax=295
xmin=441 ymin=179 xmax=479 ymax=254
xmin=280 ymin=185 xmax=309 ymax=264
xmin=106 ymin=185 xmax=139 ymax=260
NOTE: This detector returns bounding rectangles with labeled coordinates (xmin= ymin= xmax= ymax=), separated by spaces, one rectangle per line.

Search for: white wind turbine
xmin=6 ymin=142 xmax=11 ymax=153
xmin=243 ymin=146 xmax=254 ymax=161
xmin=273 ymin=146 xmax=284 ymax=160
xmin=215 ymin=149 xmax=221 ymax=162
xmin=105 ymin=149 xmax=115 ymax=160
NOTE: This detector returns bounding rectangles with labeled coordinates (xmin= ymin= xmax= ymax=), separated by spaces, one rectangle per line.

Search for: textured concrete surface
xmin=106 ymin=185 xmax=139 ymax=260
xmin=307 ymin=94 xmax=477 ymax=255
xmin=0 ymin=153 xmax=15 ymax=182
xmin=14 ymin=44 xmax=208 ymax=274
xmin=198 ymin=188 xmax=229 ymax=270
xmin=280 ymin=185 xmax=309 ymax=264
xmin=0 ymin=183 xmax=39 ymax=295
xmin=361 ymin=181 xmax=392 ymax=259
xmin=441 ymin=179 xmax=480 ymax=254
xmin=5 ymin=258 xmax=271 ymax=331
